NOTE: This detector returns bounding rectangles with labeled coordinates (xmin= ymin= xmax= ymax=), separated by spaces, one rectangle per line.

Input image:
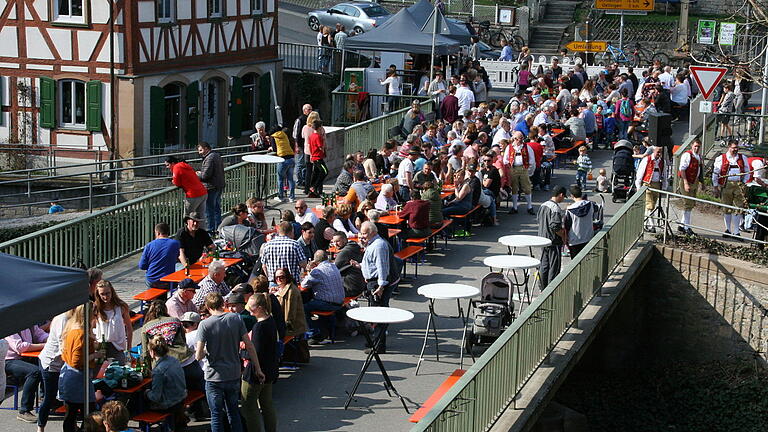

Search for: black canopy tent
xmin=0 ymin=252 xmax=89 ymax=338
xmin=408 ymin=0 xmax=472 ymax=45
xmin=345 ymin=8 xmax=460 ymax=55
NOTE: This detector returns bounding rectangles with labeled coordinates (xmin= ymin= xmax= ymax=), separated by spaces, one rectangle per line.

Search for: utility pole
xmin=677 ymin=0 xmax=689 ymax=48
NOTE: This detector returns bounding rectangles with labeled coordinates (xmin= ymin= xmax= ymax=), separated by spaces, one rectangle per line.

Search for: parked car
xmin=307 ymin=2 xmax=392 ymax=35
xmin=475 ymin=41 xmax=501 ymax=60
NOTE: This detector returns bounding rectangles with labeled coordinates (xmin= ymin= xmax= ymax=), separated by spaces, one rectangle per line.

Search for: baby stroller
xmin=611 ymin=140 xmax=636 ymax=203
xmin=218 ymin=224 xmax=266 ymax=283
xmin=465 ymin=272 xmax=515 ymax=355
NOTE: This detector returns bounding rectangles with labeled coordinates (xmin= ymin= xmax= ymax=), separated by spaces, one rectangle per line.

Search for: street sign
xmin=690 ymin=66 xmax=728 ymax=100
xmin=699 ymin=101 xmax=713 ymax=113
xmin=596 ymin=0 xmax=654 ymax=11
xmin=605 ymin=10 xmax=647 ymax=15
xmin=565 ymin=41 xmax=608 ymax=52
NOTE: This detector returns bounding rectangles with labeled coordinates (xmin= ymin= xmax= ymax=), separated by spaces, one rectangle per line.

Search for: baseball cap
xmin=227 ymin=292 xmax=246 ymax=305
xmin=178 ymin=278 xmax=199 ymax=291
xmin=231 ymin=283 xmax=254 ymax=295
xmin=180 ymin=311 xmax=201 ymax=324
xmin=184 ymin=212 xmax=204 ymax=223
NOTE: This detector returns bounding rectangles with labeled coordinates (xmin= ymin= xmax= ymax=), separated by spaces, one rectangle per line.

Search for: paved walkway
xmin=0 ymin=149 xmax=631 ymax=432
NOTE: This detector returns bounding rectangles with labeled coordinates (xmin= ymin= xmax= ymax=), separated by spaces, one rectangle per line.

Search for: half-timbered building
xmin=0 ymin=0 xmax=280 ymax=159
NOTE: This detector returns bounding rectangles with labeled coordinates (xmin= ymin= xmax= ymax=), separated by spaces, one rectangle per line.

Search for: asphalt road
xmin=279 ymin=3 xmax=318 ymax=45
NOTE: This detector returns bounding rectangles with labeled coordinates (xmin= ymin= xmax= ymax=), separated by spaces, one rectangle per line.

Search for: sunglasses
xmin=295 ymin=206 xmax=304 ymax=210
xmin=275 ymin=275 xmax=286 ymax=279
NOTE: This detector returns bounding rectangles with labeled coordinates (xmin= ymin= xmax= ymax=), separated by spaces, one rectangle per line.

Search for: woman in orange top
xmin=59 ymin=304 xmax=101 ymax=432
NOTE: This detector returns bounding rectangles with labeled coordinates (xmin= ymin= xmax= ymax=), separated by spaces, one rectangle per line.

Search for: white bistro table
xmin=498 ymin=235 xmax=552 ymax=256
xmin=415 ymin=283 xmax=480 ymax=374
xmin=344 ymin=307 xmax=414 ymax=412
xmin=241 ymin=154 xmax=283 ymax=200
xmin=483 ymin=255 xmax=541 ymax=306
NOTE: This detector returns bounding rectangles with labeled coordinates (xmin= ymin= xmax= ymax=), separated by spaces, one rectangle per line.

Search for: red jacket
xmin=308 ymin=132 xmax=325 ymax=162
xmin=172 ymin=162 xmax=208 ymax=198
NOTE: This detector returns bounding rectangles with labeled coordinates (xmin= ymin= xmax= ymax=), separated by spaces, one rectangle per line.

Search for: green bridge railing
xmin=343 ymin=99 xmax=435 ymax=156
xmin=0 ymin=161 xmax=276 ymax=268
xmin=412 ymin=186 xmax=647 ymax=432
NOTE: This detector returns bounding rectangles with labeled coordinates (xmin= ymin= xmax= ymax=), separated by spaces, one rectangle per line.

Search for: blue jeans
xmin=206 ymin=379 xmax=243 ymax=432
xmin=482 ymin=189 xmax=497 ymax=219
xmin=206 ymin=188 xmax=223 ymax=232
xmin=6 ymin=358 xmax=40 ymax=413
xmin=442 ymin=199 xmax=472 ymax=218
xmin=303 ymin=298 xmax=341 ymax=339
xmin=617 ymin=119 xmax=629 ymax=140
xmin=38 ymin=367 xmax=59 ymax=427
xmin=296 ymin=152 xmax=306 ymax=186
xmin=399 ymin=185 xmax=411 ymax=202
xmin=277 ymin=157 xmax=296 ymax=200
xmin=576 ymin=170 xmax=587 ymax=189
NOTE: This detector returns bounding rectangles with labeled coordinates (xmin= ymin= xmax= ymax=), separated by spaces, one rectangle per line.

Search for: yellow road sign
xmin=596 ymin=0 xmax=654 ymax=11
xmin=565 ymin=41 xmax=608 ymax=52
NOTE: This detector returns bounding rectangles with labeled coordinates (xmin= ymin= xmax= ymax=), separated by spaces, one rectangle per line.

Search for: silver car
xmin=307 ymin=2 xmax=392 ymax=35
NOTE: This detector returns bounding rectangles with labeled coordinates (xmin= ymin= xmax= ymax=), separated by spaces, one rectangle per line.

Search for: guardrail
xmin=0 ymin=145 xmax=262 ymax=213
xmin=0 ymin=160 xmax=277 ymax=268
xmin=278 ymin=42 xmax=371 ymax=74
xmin=332 ymin=92 xmax=431 ymax=127
xmin=412 ymin=186 xmax=647 ymax=432
xmin=342 ymin=99 xmax=434 ymax=156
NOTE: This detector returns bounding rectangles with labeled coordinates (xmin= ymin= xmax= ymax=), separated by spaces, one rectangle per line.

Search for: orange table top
xmin=21 ymin=350 xmax=41 ymax=358
xmin=373 ymin=183 xmax=383 ymax=191
xmin=160 ymin=257 xmax=243 ymax=283
xmin=379 ymin=214 xmax=405 ymax=225
xmin=440 ymin=191 xmax=453 ymax=199
xmin=113 ymin=377 xmax=152 ymax=394
xmin=133 ymin=288 xmax=168 ymax=301
xmin=551 ymin=128 xmax=565 ymax=136
xmin=387 ymin=228 xmax=402 ymax=237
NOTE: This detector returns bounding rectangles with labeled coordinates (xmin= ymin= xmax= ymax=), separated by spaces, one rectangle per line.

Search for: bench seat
xmin=409 ymin=369 xmax=466 ymax=423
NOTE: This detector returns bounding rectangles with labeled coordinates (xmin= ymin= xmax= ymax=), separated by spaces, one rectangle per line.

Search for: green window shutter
xmin=185 ymin=81 xmax=199 ymax=146
xmin=258 ymin=72 xmax=272 ymax=127
xmin=40 ymin=77 xmax=56 ymax=129
xmin=86 ymin=80 xmax=102 ymax=132
xmin=149 ymin=86 xmax=165 ymax=153
xmin=229 ymin=75 xmax=243 ymax=137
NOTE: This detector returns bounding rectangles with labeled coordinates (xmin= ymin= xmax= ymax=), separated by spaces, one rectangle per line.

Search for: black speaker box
xmin=647 ymin=112 xmax=673 ymax=147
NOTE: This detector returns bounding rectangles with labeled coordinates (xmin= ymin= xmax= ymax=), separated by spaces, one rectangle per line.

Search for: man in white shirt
xmin=677 ymin=140 xmax=702 ymax=235
xmin=294 ymin=199 xmax=319 ymax=226
xmin=396 ymin=148 xmax=419 ymax=201
xmin=635 ymin=146 xmax=668 ymax=232
xmin=712 ymin=140 xmax=749 ymax=239
xmin=533 ymin=103 xmax=556 ymax=128
xmin=455 ymin=78 xmax=475 ymax=116
xmin=492 ymin=118 xmax=512 ymax=146
xmin=503 ymin=131 xmax=536 ymax=215
xmin=658 ymin=66 xmax=674 ymax=89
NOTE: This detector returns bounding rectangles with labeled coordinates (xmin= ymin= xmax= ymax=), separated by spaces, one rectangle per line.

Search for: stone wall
xmin=692 ymin=0 xmax=744 ymax=16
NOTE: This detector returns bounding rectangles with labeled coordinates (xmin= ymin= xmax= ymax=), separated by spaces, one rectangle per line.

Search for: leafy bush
xmin=0 ymin=221 xmax=59 ymax=243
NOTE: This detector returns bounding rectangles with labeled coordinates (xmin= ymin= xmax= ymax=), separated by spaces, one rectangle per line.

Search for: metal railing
xmin=278 ymin=42 xmax=371 ymax=74
xmin=0 ymin=145 xmax=104 ymax=174
xmin=412 ymin=186 xmax=647 ymax=432
xmin=0 ymin=160 xmax=277 ymax=268
xmin=331 ymin=92 xmax=431 ymax=126
xmin=342 ymin=99 xmax=434 ymax=156
xmin=0 ymin=145 xmax=264 ymax=213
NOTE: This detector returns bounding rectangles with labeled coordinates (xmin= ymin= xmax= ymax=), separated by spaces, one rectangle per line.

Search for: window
xmin=250 ymin=0 xmax=262 ymax=15
xmin=59 ymin=80 xmax=85 ymax=128
xmin=163 ymin=83 xmax=182 ymax=147
xmin=207 ymin=0 xmax=222 ymax=18
xmin=241 ymin=73 xmax=259 ymax=132
xmin=55 ymin=0 xmax=85 ymax=24
xmin=157 ymin=0 xmax=175 ymax=23
xmin=346 ymin=6 xmax=360 ymax=18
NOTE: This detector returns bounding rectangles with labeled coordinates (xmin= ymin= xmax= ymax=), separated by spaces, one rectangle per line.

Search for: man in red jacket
xmin=165 ymin=156 xmax=209 ymax=226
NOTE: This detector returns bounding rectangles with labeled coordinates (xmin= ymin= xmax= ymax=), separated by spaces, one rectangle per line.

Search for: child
xmin=575 ymin=146 xmax=592 ymax=190
xmin=101 ymin=401 xmax=134 ymax=432
xmin=594 ymin=105 xmax=605 ymax=149
xmin=596 ymin=168 xmax=610 ymax=193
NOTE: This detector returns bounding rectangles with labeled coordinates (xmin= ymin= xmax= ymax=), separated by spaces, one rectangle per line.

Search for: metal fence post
xmin=88 ymin=173 xmax=93 ymax=213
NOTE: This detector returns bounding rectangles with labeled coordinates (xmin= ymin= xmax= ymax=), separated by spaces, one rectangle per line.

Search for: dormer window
xmin=54 ymin=0 xmax=86 ymax=24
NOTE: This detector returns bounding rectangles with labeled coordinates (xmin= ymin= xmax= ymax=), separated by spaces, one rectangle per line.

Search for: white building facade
xmin=0 ymin=0 xmax=280 ymax=159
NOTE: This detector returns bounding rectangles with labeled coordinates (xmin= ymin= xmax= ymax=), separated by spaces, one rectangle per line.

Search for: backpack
xmin=619 ymin=99 xmax=632 ymax=117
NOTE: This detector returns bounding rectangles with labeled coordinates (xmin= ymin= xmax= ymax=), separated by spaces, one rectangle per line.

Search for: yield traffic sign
xmin=565 ymin=41 xmax=608 ymax=52
xmin=596 ymin=0 xmax=654 ymax=11
xmin=689 ymin=66 xmax=728 ymax=100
